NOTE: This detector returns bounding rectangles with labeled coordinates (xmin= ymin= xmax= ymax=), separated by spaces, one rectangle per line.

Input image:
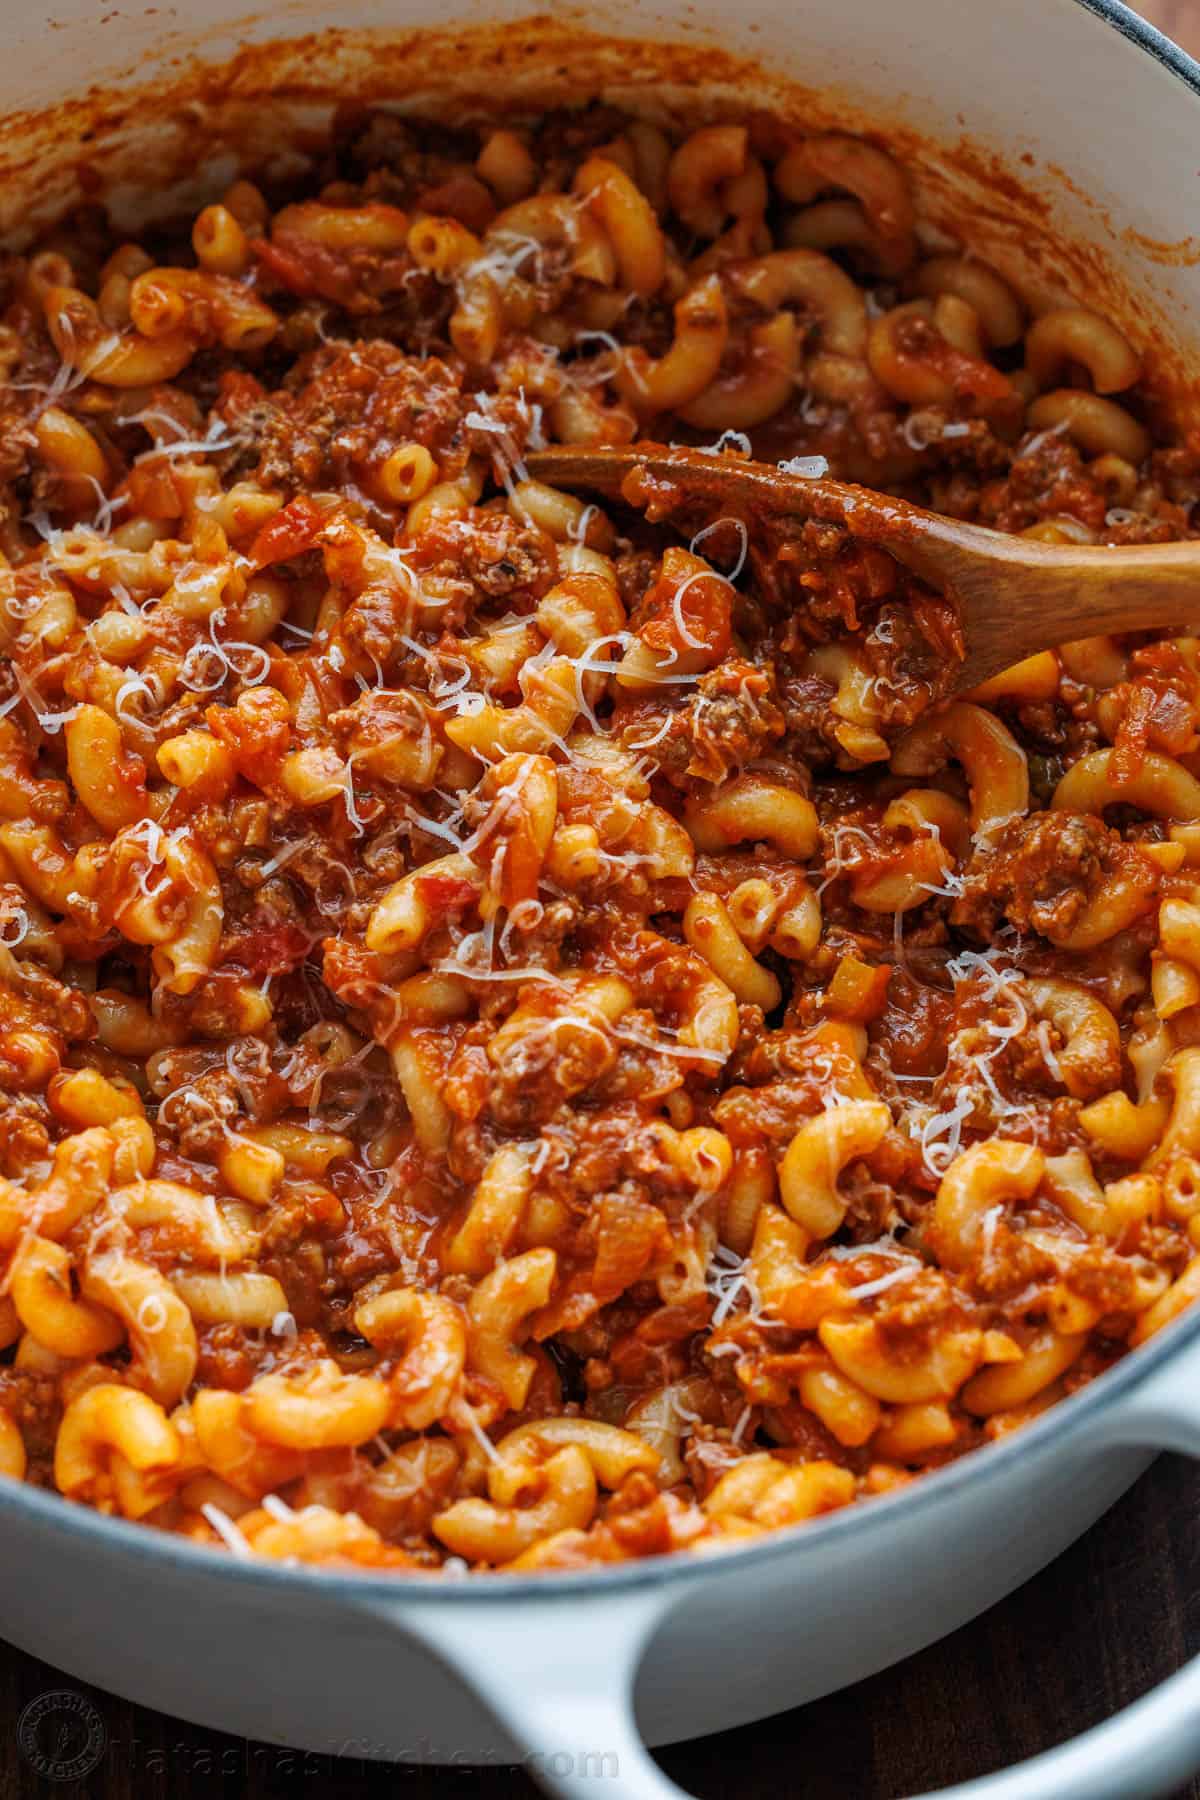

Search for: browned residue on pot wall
xmin=8 ymin=11 xmax=1200 ymax=424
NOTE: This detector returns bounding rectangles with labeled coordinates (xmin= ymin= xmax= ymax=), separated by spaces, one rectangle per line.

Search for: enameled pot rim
xmin=3 ymin=1264 xmax=1196 ymax=1603
xmin=1 ymin=0 xmax=1197 ymax=1609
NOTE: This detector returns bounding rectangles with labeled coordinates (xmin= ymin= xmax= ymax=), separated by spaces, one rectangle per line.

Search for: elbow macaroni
xmin=0 ymin=98 xmax=1190 ymax=1576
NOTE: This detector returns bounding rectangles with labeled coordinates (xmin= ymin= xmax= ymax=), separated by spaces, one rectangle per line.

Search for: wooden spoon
xmin=525 ymin=444 xmax=1200 ymax=693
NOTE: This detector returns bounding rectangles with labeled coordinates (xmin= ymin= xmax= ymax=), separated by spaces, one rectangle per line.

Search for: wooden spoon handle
xmin=907 ymin=524 xmax=1200 ymax=690
xmin=526 ymin=445 xmax=878 ymax=525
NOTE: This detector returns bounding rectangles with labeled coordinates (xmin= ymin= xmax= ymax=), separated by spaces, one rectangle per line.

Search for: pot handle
xmin=384 ymin=1584 xmax=693 ymax=1797
xmin=387 ymin=1332 xmax=1200 ymax=1800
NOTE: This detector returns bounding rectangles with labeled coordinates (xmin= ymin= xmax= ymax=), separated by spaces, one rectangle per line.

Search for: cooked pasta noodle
xmin=0 ymin=100 xmax=1191 ymax=1575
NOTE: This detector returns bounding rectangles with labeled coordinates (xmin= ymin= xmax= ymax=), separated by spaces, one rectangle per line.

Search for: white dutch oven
xmin=3 ymin=2 xmax=1200 ymax=1796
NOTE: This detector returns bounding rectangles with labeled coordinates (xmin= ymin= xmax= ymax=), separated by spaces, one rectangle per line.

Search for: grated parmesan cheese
xmin=777 ymin=454 xmax=830 ymax=478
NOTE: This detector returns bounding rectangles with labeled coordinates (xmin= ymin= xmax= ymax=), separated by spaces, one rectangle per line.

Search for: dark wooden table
xmin=1148 ymin=0 xmax=1200 ymax=55
xmin=6 ymin=2 xmax=1200 ymax=1794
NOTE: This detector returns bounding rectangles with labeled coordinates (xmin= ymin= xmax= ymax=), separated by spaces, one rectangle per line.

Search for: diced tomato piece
xmin=250 ymin=497 xmax=326 ymax=568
